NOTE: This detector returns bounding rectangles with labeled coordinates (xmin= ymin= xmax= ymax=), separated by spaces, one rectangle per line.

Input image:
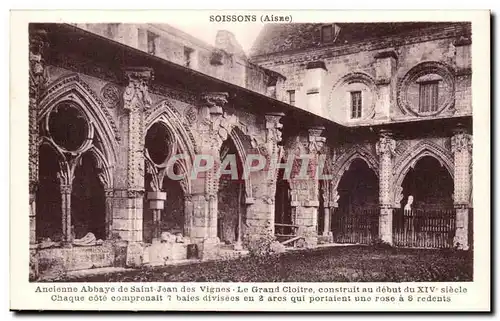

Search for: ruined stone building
xmin=29 ymin=22 xmax=472 ymax=278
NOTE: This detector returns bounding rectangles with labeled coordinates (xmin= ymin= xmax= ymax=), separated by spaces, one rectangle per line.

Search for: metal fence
xmin=393 ymin=208 xmax=456 ymax=248
xmin=331 ymin=208 xmax=379 ymax=244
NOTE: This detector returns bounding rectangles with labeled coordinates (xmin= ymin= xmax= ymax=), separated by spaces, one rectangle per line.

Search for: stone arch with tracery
xmin=330 ymin=145 xmax=379 ymax=208
xmin=36 ymin=74 xmax=118 ymax=244
xmin=328 ymin=145 xmax=380 ymax=244
xmin=143 ymin=99 xmax=198 ymax=242
xmin=392 ymin=140 xmax=454 ymax=209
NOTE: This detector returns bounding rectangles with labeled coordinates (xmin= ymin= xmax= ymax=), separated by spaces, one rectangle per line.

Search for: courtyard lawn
xmin=54 ymin=245 xmax=473 ymax=282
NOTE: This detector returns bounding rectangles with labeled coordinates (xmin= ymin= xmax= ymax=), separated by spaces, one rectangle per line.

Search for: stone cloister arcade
xmin=28 ymin=25 xmax=472 ymax=278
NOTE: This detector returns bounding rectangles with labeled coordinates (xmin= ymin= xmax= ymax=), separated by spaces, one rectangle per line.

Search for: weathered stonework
xmin=287 ymin=126 xmax=326 ymax=247
xmin=391 ymin=138 xmax=454 ymax=208
xmin=29 ymin=22 xmax=474 ymax=279
xmin=397 ymin=61 xmax=456 ymax=117
xmin=376 ymin=130 xmax=396 ymax=244
xmin=29 ymin=28 xmax=49 ymax=248
xmin=451 ymin=128 xmax=472 ymax=250
xmin=245 ymin=112 xmax=284 ymax=242
xmin=109 ymin=67 xmax=155 ymax=265
xmin=328 ymin=72 xmax=377 ymax=122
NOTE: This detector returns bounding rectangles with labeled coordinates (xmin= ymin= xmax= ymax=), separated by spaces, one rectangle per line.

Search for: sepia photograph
xmin=10 ymin=9 xmax=490 ymax=311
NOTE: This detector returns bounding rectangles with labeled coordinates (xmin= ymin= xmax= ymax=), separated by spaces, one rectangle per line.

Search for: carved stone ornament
xmin=185 ymin=106 xmax=197 ymax=125
xmin=264 ymin=112 xmax=285 ymax=145
xmin=377 ymin=131 xmax=396 ymax=207
xmin=451 ymin=131 xmax=472 ymax=154
xmin=202 ymin=92 xmax=229 ymax=109
xmin=123 ymin=68 xmax=154 ymax=112
xmin=376 ymin=132 xmax=396 ymax=157
xmin=101 ymin=82 xmax=121 ymax=109
xmin=123 ymin=67 xmax=154 ymax=192
xmin=29 ymin=28 xmax=49 ymax=197
xmin=308 ymin=127 xmax=326 ymax=154
xmin=29 ymin=29 xmax=49 ymax=100
xmin=199 ymin=92 xmax=239 ymax=151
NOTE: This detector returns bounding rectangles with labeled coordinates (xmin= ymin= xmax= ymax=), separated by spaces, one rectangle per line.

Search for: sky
xmin=170 ymin=23 xmax=264 ymax=54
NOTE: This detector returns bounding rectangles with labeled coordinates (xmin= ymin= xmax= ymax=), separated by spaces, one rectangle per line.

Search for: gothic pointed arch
xmin=392 ymin=140 xmax=454 ymax=208
xmin=330 ymin=145 xmax=379 ymax=198
xmin=229 ymin=127 xmax=254 ymax=199
xmin=38 ymin=74 xmax=119 ymax=166
xmin=145 ymin=99 xmax=198 ymax=194
xmin=86 ymin=146 xmax=114 ymax=190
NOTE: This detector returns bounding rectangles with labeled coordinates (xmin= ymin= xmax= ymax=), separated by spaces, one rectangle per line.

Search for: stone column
xmin=147 ymin=191 xmax=167 ymax=240
xmin=183 ymin=194 xmax=194 ymax=238
xmin=451 ymin=128 xmax=472 ymax=250
xmin=104 ymin=189 xmax=114 ymax=239
xmin=191 ymin=92 xmax=237 ymax=259
xmin=245 ymin=112 xmax=285 ymax=244
xmin=329 ymin=187 xmax=340 ymax=242
xmin=111 ymin=67 xmax=153 ymax=266
xmin=59 ymin=183 xmax=73 ymax=244
xmin=323 ymin=207 xmax=331 ymax=236
xmin=28 ymin=28 xmax=48 ymax=245
xmin=321 ymin=181 xmax=332 ymax=238
xmin=376 ymin=130 xmax=396 ymax=244
xmin=291 ymin=126 xmax=326 ymax=247
xmin=233 ymin=192 xmax=247 ymax=250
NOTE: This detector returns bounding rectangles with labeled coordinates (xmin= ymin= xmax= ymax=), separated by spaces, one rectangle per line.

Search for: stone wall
xmin=251 ymin=26 xmax=472 ymax=126
xmin=74 ymin=23 xmax=275 ymax=96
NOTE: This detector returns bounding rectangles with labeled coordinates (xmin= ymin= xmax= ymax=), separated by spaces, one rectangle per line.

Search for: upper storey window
xmin=184 ymin=46 xmax=194 ymax=68
xmin=418 ymin=81 xmax=439 ymax=113
xmin=320 ymin=24 xmax=340 ymax=44
xmin=147 ymin=31 xmax=159 ymax=55
xmin=321 ymin=25 xmax=334 ymax=43
xmin=288 ymin=90 xmax=296 ymax=106
xmin=106 ymin=23 xmax=119 ymax=39
xmin=397 ymin=62 xmax=454 ymax=117
xmin=350 ymin=91 xmax=362 ymax=119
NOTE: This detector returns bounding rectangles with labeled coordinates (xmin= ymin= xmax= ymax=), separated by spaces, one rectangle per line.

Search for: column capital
xmin=451 ymin=129 xmax=472 ymax=154
xmin=59 ymin=184 xmax=72 ymax=195
xmin=308 ymin=126 xmax=325 ymax=138
xmin=127 ymin=190 xmax=145 ymax=198
xmin=201 ymin=92 xmax=229 ymax=114
xmin=104 ymin=188 xmax=115 ymax=198
xmin=264 ymin=111 xmax=286 ymax=121
xmin=29 ymin=29 xmax=49 ymax=100
xmin=308 ymin=126 xmax=326 ymax=154
xmin=376 ymin=130 xmax=396 ymax=157
xmin=264 ymin=112 xmax=285 ymax=145
xmin=124 ymin=67 xmax=155 ymax=81
xmin=197 ymin=92 xmax=237 ymax=152
xmin=29 ymin=28 xmax=49 ymax=56
xmin=123 ymin=67 xmax=154 ymax=111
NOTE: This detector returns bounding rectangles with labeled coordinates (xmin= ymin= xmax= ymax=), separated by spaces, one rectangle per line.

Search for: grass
xmin=52 ymin=245 xmax=473 ymax=282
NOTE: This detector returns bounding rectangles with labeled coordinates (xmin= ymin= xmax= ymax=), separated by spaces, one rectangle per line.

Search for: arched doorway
xmin=331 ymin=158 xmax=379 ymax=244
xmin=217 ymin=136 xmax=246 ymax=248
xmin=400 ymin=156 xmax=454 ymax=210
xmin=393 ymin=155 xmax=455 ymax=248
